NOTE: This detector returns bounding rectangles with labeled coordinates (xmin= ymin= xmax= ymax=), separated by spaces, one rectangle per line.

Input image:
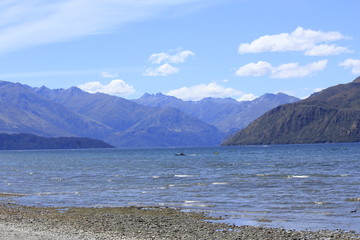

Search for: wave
xmin=184 ymin=200 xmax=203 ymax=203
xmin=174 ymin=174 xmax=198 ymax=178
xmin=212 ymin=182 xmax=229 ymax=185
xmin=0 ymin=192 xmax=26 ymax=197
xmin=346 ymin=198 xmax=360 ymax=202
xmin=256 ymin=174 xmax=310 ymax=179
xmin=182 ymin=202 xmax=214 ymax=208
xmin=34 ymin=192 xmax=80 ymax=196
xmin=314 ymin=201 xmax=329 ymax=205
xmin=289 ymin=175 xmax=310 ymax=178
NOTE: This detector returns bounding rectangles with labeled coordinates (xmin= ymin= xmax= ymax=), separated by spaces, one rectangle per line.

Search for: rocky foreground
xmin=0 ymin=203 xmax=358 ymax=240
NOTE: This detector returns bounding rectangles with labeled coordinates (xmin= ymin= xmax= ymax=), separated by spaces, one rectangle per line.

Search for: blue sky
xmin=0 ymin=0 xmax=359 ymax=101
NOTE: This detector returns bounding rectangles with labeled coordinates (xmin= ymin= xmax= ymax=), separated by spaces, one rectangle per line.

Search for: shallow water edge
xmin=0 ymin=203 xmax=358 ymax=240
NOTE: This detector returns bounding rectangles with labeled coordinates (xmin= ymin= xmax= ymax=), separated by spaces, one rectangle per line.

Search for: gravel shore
xmin=0 ymin=203 xmax=358 ymax=240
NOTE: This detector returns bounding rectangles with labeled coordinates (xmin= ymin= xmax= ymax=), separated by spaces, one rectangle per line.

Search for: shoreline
xmin=0 ymin=203 xmax=358 ymax=240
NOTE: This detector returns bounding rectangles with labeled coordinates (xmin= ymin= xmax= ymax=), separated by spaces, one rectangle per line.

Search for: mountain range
xmin=34 ymin=86 xmax=224 ymax=147
xmin=133 ymin=92 xmax=299 ymax=134
xmin=223 ymin=77 xmax=360 ymax=145
xmin=0 ymin=80 xmax=299 ymax=147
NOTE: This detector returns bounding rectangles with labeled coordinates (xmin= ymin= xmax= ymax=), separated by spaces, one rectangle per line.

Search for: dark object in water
xmin=175 ymin=153 xmax=186 ymax=156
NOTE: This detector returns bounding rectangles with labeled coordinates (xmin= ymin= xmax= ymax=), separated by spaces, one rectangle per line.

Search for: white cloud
xmin=235 ymin=61 xmax=272 ymax=77
xmin=78 ymin=79 xmax=135 ymax=96
xmin=144 ymin=49 xmax=194 ymax=76
xmin=143 ymin=63 xmax=179 ymax=76
xmin=235 ymin=60 xmax=328 ymax=79
xmin=271 ymin=60 xmax=328 ymax=79
xmin=238 ymin=27 xmax=350 ymax=56
xmin=0 ymin=0 xmax=206 ymax=53
xmin=237 ymin=93 xmax=257 ymax=102
xmin=149 ymin=49 xmax=194 ymax=64
xmin=304 ymin=44 xmax=350 ymax=56
xmin=166 ymin=82 xmax=256 ymax=101
xmin=339 ymin=58 xmax=360 ymax=74
xmin=100 ymin=71 xmax=118 ymax=78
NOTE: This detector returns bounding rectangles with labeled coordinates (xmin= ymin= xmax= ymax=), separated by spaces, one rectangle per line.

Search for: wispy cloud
xmin=0 ymin=69 xmax=97 ymax=79
xmin=0 ymin=66 xmax=145 ymax=80
xmin=100 ymin=71 xmax=118 ymax=78
xmin=149 ymin=49 xmax=194 ymax=64
xmin=271 ymin=60 xmax=328 ymax=78
xmin=235 ymin=60 xmax=328 ymax=78
xmin=166 ymin=82 xmax=256 ymax=101
xmin=235 ymin=61 xmax=272 ymax=77
xmin=78 ymin=79 xmax=135 ymax=96
xmin=339 ymin=58 xmax=360 ymax=74
xmin=239 ymin=27 xmax=351 ymax=56
xmin=0 ymin=0 xmax=205 ymax=53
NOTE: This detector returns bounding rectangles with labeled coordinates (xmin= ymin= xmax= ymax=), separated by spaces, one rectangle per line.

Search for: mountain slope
xmin=223 ymin=77 xmax=360 ymax=145
xmin=35 ymin=86 xmax=224 ymax=147
xmin=133 ymin=92 xmax=299 ymax=133
xmin=0 ymin=81 xmax=113 ymax=139
xmin=110 ymin=107 xmax=222 ymax=147
xmin=35 ymin=86 xmax=149 ymax=131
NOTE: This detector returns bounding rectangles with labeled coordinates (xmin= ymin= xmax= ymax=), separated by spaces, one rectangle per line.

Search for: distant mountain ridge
xmin=0 ymin=81 xmax=223 ymax=147
xmin=133 ymin=92 xmax=300 ymax=134
xmin=223 ymin=77 xmax=360 ymax=145
xmin=0 ymin=81 xmax=112 ymax=139
xmin=35 ymin=85 xmax=224 ymax=147
xmin=0 ymin=133 xmax=114 ymax=150
xmin=0 ymin=80 xmax=300 ymax=148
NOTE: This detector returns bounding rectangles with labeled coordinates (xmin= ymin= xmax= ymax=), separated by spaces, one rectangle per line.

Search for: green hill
xmin=223 ymin=77 xmax=360 ymax=145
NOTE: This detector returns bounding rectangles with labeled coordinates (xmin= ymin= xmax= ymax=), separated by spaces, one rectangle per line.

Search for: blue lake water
xmin=0 ymin=143 xmax=359 ymax=232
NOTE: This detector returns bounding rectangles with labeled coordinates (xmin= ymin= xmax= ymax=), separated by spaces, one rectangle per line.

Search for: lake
xmin=0 ymin=143 xmax=359 ymax=232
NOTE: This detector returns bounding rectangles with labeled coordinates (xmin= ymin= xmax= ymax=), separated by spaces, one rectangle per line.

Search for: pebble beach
xmin=0 ymin=203 xmax=358 ymax=240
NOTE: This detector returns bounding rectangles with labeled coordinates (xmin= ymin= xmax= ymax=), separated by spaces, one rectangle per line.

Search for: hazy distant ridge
xmin=0 ymin=80 xmax=300 ymax=147
xmin=133 ymin=92 xmax=299 ymax=134
xmin=0 ymin=81 xmax=224 ymax=147
xmin=0 ymin=133 xmax=114 ymax=150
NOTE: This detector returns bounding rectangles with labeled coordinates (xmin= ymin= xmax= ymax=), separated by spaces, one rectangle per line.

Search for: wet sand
xmin=0 ymin=203 xmax=358 ymax=240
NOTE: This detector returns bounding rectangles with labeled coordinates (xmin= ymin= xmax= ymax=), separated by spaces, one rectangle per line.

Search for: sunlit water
xmin=0 ymin=143 xmax=359 ymax=232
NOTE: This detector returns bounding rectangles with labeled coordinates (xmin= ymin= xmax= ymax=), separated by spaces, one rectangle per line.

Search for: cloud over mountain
xmin=166 ymin=82 xmax=256 ymax=101
xmin=78 ymin=79 xmax=135 ymax=96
